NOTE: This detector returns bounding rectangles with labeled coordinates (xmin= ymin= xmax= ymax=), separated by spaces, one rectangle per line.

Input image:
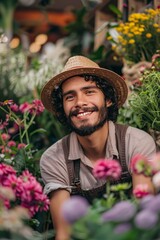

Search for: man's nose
xmin=75 ymin=93 xmax=87 ymax=107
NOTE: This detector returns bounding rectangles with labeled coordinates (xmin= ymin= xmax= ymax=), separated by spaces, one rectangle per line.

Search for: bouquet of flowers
xmin=0 ymin=163 xmax=49 ymax=217
xmin=0 ymin=99 xmax=54 ymax=238
xmin=0 ymin=99 xmax=46 ymax=177
xmin=60 ymin=152 xmax=160 ymax=240
xmin=107 ymin=8 xmax=160 ymax=64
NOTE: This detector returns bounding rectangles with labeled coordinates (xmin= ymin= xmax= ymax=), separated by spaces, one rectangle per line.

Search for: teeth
xmin=77 ymin=112 xmax=91 ymax=117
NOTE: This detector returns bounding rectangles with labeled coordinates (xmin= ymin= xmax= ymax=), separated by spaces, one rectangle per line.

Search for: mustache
xmin=69 ymin=106 xmax=98 ymax=117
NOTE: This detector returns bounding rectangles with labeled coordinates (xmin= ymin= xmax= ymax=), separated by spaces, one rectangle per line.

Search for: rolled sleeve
xmin=40 ymin=141 xmax=71 ymax=195
xmin=126 ymin=126 xmax=156 ymax=171
xmin=43 ymin=182 xmax=72 ymax=195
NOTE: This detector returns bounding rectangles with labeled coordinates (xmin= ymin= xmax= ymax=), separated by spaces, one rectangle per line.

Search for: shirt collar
xmin=68 ymin=121 xmax=119 ymax=161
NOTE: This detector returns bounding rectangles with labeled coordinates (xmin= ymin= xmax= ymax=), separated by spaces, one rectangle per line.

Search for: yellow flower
xmin=107 ymin=36 xmax=112 ymax=40
xmin=134 ymin=31 xmax=141 ymax=35
xmin=108 ymin=8 xmax=160 ymax=63
xmin=128 ymin=33 xmax=134 ymax=38
xmin=139 ymin=28 xmax=145 ymax=32
xmin=111 ymin=45 xmax=116 ymax=50
xmin=128 ymin=39 xmax=135 ymax=44
xmin=146 ymin=33 xmax=152 ymax=38
xmin=153 ymin=23 xmax=159 ymax=28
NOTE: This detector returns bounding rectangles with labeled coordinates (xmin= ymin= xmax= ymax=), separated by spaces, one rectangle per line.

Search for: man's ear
xmin=106 ymin=99 xmax=112 ymax=107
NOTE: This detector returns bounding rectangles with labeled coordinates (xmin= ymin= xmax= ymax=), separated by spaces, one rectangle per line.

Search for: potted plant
xmin=129 ymin=52 xmax=160 ymax=151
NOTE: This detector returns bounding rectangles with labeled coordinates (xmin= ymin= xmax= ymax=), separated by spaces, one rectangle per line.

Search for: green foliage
xmin=108 ymin=4 xmax=122 ymax=18
xmin=117 ymin=104 xmax=142 ymax=129
xmin=130 ymin=70 xmax=160 ymax=131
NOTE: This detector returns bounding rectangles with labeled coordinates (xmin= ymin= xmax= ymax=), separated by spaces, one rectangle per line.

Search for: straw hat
xmin=41 ymin=55 xmax=128 ymax=114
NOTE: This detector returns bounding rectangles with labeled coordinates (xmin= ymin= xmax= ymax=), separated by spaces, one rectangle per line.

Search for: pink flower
xmin=93 ymin=159 xmax=122 ymax=180
xmin=3 ymin=174 xmax=20 ymax=191
xmin=0 ymin=163 xmax=49 ymax=217
xmin=8 ymin=123 xmax=19 ymax=135
xmin=30 ymin=99 xmax=45 ymax=115
xmin=130 ymin=154 xmax=152 ymax=177
xmin=7 ymin=140 xmax=16 ymax=147
xmin=18 ymin=143 xmax=26 ymax=149
xmin=2 ymin=100 xmax=14 ymax=105
xmin=0 ymin=163 xmax=16 ymax=184
xmin=1 ymin=133 xmax=11 ymax=141
xmin=19 ymin=102 xmax=32 ymax=113
xmin=0 ymin=120 xmax=9 ymax=130
xmin=10 ymin=103 xmax=19 ymax=112
xmin=133 ymin=184 xmax=150 ymax=199
xmin=1 ymin=146 xmax=12 ymax=154
xmin=18 ymin=170 xmax=49 ymax=216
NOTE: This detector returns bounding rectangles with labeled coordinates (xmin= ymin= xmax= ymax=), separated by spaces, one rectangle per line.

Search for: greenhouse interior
xmin=0 ymin=0 xmax=160 ymax=239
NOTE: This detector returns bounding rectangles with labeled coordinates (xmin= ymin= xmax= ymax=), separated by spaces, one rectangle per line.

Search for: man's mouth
xmin=70 ymin=107 xmax=98 ymax=118
xmin=76 ymin=111 xmax=92 ymax=117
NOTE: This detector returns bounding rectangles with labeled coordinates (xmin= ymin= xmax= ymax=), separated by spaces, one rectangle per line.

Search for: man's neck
xmin=77 ymin=122 xmax=109 ymax=162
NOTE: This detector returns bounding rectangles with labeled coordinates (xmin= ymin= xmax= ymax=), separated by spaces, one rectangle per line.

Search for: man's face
xmin=62 ymin=76 xmax=111 ymax=136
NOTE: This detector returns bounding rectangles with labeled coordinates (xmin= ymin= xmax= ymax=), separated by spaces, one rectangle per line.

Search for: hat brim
xmin=41 ymin=67 xmax=128 ymax=114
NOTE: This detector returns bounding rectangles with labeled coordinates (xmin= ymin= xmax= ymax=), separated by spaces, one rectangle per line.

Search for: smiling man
xmin=40 ymin=56 xmax=156 ymax=240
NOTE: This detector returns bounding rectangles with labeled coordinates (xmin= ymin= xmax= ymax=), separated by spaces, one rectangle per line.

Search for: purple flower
xmin=140 ymin=194 xmax=160 ymax=212
xmin=114 ymin=223 xmax=131 ymax=234
xmin=134 ymin=209 xmax=158 ymax=229
xmin=140 ymin=194 xmax=155 ymax=209
xmin=61 ymin=196 xmax=89 ymax=224
xmin=102 ymin=201 xmax=136 ymax=222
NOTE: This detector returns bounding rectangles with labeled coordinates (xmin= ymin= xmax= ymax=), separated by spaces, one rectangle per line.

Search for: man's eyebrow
xmin=63 ymin=86 xmax=98 ymax=97
xmin=62 ymin=90 xmax=75 ymax=97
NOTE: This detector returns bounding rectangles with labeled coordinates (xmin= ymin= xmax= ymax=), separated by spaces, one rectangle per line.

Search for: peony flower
xmin=133 ymin=184 xmax=150 ymax=199
xmin=19 ymin=102 xmax=32 ymax=113
xmin=10 ymin=103 xmax=19 ymax=112
xmin=8 ymin=122 xmax=19 ymax=135
xmin=130 ymin=154 xmax=152 ymax=177
xmin=134 ymin=209 xmax=158 ymax=229
xmin=93 ymin=159 xmax=122 ymax=180
xmin=0 ymin=163 xmax=49 ymax=217
xmin=0 ymin=163 xmax=16 ymax=184
xmin=7 ymin=140 xmax=16 ymax=147
xmin=102 ymin=201 xmax=136 ymax=222
xmin=30 ymin=99 xmax=45 ymax=115
xmin=61 ymin=196 xmax=89 ymax=224
xmin=17 ymin=143 xmax=26 ymax=149
xmin=1 ymin=133 xmax=11 ymax=141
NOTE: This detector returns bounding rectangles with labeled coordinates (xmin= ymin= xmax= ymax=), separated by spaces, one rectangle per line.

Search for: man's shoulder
xmin=41 ymin=134 xmax=70 ymax=160
xmin=126 ymin=125 xmax=153 ymax=140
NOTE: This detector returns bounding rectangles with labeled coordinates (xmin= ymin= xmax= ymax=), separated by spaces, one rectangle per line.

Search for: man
xmin=40 ymin=55 xmax=156 ymax=240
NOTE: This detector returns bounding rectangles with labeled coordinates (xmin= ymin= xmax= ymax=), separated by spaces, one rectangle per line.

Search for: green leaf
xmin=108 ymin=4 xmax=122 ymax=17
xmin=30 ymin=128 xmax=47 ymax=136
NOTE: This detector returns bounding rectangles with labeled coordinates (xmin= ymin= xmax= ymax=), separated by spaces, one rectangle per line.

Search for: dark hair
xmin=51 ymin=74 xmax=118 ymax=125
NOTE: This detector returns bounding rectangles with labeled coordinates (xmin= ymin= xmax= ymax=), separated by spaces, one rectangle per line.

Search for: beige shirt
xmin=40 ymin=121 xmax=156 ymax=195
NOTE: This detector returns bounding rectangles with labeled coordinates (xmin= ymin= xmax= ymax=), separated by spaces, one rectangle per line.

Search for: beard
xmin=66 ymin=105 xmax=108 ymax=136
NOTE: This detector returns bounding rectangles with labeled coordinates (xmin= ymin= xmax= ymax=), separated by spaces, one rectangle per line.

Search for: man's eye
xmin=86 ymin=90 xmax=95 ymax=94
xmin=65 ymin=95 xmax=74 ymax=101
